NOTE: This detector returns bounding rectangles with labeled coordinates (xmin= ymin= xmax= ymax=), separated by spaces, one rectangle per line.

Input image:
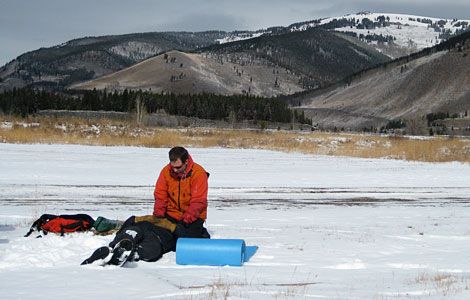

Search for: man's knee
xmin=135 ymin=242 xmax=163 ymax=262
xmin=174 ymin=219 xmax=210 ymax=238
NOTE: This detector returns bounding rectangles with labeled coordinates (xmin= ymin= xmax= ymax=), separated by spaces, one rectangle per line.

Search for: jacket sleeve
xmin=153 ymin=169 xmax=169 ymax=217
xmin=182 ymin=172 xmax=208 ymax=224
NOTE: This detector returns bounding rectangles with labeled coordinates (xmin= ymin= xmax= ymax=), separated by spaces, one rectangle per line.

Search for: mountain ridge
xmin=286 ymin=30 xmax=470 ymax=132
xmin=1 ymin=12 xmax=468 ymax=92
xmin=70 ymin=28 xmax=390 ymax=97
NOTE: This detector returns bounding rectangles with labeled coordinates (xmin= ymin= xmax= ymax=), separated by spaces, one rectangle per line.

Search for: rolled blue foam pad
xmin=176 ymin=238 xmax=258 ymax=266
xmin=244 ymin=245 xmax=258 ymax=262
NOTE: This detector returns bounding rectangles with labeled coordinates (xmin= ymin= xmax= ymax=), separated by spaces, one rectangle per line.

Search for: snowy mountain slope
xmin=221 ymin=12 xmax=470 ymax=59
xmin=215 ymin=31 xmax=266 ymax=44
xmin=289 ymin=12 xmax=470 ymax=58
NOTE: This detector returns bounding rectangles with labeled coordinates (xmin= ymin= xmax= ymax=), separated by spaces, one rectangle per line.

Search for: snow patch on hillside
xmin=216 ymin=32 xmax=266 ymax=44
xmin=109 ymin=41 xmax=162 ymax=61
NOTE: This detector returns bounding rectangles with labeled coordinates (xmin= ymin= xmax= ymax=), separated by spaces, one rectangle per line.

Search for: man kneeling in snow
xmin=82 ymin=146 xmax=210 ymax=266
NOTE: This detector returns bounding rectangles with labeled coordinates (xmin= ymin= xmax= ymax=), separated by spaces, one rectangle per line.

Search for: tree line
xmin=0 ymin=88 xmax=314 ymax=125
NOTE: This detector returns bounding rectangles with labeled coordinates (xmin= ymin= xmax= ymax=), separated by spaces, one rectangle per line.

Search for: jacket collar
xmin=169 ymin=154 xmax=194 ymax=180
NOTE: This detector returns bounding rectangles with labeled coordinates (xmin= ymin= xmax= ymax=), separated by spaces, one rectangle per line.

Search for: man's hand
xmin=182 ymin=213 xmax=197 ymax=224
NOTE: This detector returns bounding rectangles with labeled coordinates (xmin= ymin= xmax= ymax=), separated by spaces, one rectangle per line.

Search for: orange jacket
xmin=153 ymin=154 xmax=208 ymax=223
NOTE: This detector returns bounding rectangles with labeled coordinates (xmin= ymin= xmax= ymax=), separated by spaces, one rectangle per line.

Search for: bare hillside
xmin=294 ymin=43 xmax=470 ymax=130
xmin=69 ymin=50 xmax=304 ymax=97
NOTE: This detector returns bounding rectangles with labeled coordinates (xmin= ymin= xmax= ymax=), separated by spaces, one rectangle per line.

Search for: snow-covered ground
xmin=1 ymin=143 xmax=470 ymax=299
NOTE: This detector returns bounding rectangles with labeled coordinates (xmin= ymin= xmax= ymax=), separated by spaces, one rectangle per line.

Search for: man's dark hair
xmin=169 ymin=146 xmax=188 ymax=162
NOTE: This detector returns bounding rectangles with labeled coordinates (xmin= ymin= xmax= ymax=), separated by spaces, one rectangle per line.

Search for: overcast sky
xmin=1 ymin=0 xmax=469 ymax=66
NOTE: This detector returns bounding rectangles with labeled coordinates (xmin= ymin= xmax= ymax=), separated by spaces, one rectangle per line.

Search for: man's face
xmin=170 ymin=158 xmax=187 ymax=174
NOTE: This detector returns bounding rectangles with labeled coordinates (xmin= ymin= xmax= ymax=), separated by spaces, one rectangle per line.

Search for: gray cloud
xmin=152 ymin=12 xmax=247 ymax=32
xmin=1 ymin=0 xmax=469 ymax=66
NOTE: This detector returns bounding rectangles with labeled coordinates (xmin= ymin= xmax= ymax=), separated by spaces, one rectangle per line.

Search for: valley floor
xmin=1 ymin=116 xmax=470 ymax=163
xmin=1 ymin=144 xmax=470 ymax=299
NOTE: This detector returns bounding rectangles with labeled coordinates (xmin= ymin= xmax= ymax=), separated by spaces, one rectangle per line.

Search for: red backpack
xmin=25 ymin=214 xmax=95 ymax=237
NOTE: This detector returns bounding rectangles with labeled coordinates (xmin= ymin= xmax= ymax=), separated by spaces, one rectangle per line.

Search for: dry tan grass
xmin=1 ymin=116 xmax=470 ymax=163
xmin=410 ymin=271 xmax=470 ymax=297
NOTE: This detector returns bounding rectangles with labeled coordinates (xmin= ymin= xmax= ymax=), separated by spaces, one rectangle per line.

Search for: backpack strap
xmin=60 ymin=220 xmax=87 ymax=236
xmin=59 ymin=214 xmax=95 ymax=229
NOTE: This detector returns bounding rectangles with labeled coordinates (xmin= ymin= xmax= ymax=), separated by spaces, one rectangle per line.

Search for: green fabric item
xmin=93 ymin=216 xmax=121 ymax=232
